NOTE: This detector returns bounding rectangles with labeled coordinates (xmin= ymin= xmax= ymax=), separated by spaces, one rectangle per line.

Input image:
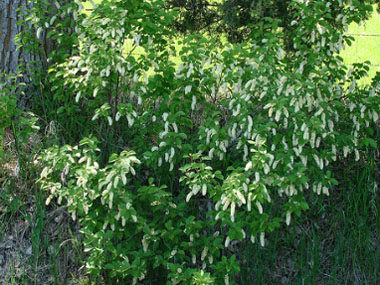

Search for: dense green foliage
xmin=166 ymin=0 xmax=379 ymax=44
xmin=1 ymin=0 xmax=379 ymax=283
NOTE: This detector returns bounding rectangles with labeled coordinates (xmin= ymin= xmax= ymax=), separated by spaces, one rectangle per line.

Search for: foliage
xmin=33 ymin=0 xmax=380 ymax=283
xmin=14 ymin=0 xmax=83 ymax=142
xmin=19 ymin=0 xmax=80 ymax=67
xmin=0 ymin=73 xmax=39 ymax=167
xmin=166 ymin=0 xmax=377 ymax=44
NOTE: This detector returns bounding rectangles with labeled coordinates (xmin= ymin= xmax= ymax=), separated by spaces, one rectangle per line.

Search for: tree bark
xmin=0 ymin=1 xmax=35 ymax=78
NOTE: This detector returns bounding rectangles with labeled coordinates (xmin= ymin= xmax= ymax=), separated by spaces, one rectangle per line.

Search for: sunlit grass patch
xmin=340 ymin=6 xmax=380 ymax=85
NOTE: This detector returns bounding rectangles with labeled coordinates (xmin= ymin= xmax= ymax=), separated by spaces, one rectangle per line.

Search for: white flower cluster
xmin=149 ymin=112 xmax=181 ymax=171
xmin=186 ymin=183 xmax=208 ymax=202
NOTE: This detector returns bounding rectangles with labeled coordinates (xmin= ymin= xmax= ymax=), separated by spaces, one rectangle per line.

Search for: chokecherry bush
xmin=37 ymin=0 xmax=379 ymax=283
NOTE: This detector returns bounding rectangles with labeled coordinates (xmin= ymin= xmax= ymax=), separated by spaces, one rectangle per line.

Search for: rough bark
xmin=0 ymin=1 xmax=35 ymax=78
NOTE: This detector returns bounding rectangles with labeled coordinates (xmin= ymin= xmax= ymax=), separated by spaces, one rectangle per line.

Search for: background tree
xmin=167 ymin=0 xmax=376 ymax=45
xmin=167 ymin=0 xmax=291 ymax=43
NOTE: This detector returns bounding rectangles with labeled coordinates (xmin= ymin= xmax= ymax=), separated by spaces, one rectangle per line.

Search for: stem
xmin=113 ymin=71 xmax=120 ymax=136
xmin=11 ymin=118 xmax=23 ymax=176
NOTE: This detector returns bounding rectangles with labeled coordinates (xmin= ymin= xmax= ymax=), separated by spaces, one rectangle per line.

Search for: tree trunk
xmin=0 ymin=0 xmax=72 ymax=106
xmin=0 ymin=1 xmax=37 ymax=78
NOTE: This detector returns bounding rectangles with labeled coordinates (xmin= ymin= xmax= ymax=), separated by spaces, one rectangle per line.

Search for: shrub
xmin=37 ymin=0 xmax=379 ymax=283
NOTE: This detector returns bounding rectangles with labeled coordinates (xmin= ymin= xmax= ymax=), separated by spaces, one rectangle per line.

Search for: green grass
xmin=81 ymin=0 xmax=101 ymax=12
xmin=340 ymin=6 xmax=380 ymax=85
